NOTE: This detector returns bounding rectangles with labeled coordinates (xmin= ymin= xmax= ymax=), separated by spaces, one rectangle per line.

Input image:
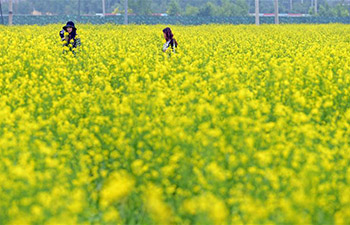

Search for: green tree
xmin=198 ymin=2 xmax=217 ymax=16
xmin=168 ymin=0 xmax=181 ymax=15
xmin=216 ymin=0 xmax=248 ymax=16
xmin=334 ymin=3 xmax=349 ymax=17
xmin=291 ymin=2 xmax=310 ymax=14
xmin=235 ymin=0 xmax=249 ymax=16
xmin=184 ymin=5 xmax=200 ymax=15
xmin=318 ymin=3 xmax=336 ymax=16
xmin=14 ymin=0 xmax=32 ymax=14
xmin=129 ymin=0 xmax=152 ymax=15
xmin=218 ymin=0 xmax=236 ymax=16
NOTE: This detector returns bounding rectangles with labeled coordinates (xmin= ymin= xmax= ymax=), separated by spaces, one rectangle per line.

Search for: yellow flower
xmin=143 ymin=183 xmax=174 ymax=224
xmin=100 ymin=171 xmax=135 ymax=207
xmin=0 ymin=24 xmax=349 ymax=224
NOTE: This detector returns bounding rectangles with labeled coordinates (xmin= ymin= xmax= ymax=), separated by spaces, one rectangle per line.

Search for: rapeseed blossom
xmin=0 ymin=24 xmax=350 ymax=224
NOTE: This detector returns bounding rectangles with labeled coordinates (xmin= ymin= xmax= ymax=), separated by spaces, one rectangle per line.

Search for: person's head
xmin=64 ymin=21 xmax=76 ymax=34
xmin=163 ymin=27 xmax=173 ymax=41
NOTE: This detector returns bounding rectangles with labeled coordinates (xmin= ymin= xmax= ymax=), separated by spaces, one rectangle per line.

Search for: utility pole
xmin=290 ymin=0 xmax=293 ymax=11
xmin=314 ymin=0 xmax=317 ymax=14
xmin=274 ymin=0 xmax=279 ymax=24
xmin=78 ymin=0 xmax=81 ymax=16
xmin=9 ymin=0 xmax=13 ymax=25
xmin=102 ymin=0 xmax=106 ymax=16
xmin=255 ymin=0 xmax=259 ymax=25
xmin=0 ymin=0 xmax=4 ymax=25
xmin=124 ymin=0 xmax=128 ymax=25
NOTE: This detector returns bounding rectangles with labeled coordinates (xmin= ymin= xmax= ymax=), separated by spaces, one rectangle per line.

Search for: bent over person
xmin=162 ymin=27 xmax=178 ymax=54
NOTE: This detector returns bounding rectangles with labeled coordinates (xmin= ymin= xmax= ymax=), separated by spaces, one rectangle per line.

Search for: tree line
xmin=1 ymin=0 xmax=349 ymax=17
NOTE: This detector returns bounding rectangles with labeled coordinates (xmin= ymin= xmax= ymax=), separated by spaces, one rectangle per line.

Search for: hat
xmin=63 ymin=21 xmax=77 ymax=31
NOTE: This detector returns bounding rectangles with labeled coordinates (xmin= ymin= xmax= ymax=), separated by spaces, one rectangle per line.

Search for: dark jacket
xmin=59 ymin=30 xmax=81 ymax=49
xmin=168 ymin=39 xmax=177 ymax=49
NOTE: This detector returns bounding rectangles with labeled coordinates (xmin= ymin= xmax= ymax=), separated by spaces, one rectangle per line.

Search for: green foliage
xmin=129 ymin=0 xmax=153 ymax=15
xmin=218 ymin=0 xmax=235 ymax=16
xmin=309 ymin=6 xmax=315 ymax=16
xmin=198 ymin=2 xmax=217 ymax=16
xmin=195 ymin=0 xmax=248 ymax=17
xmin=184 ymin=5 xmax=200 ymax=16
xmin=234 ymin=0 xmax=249 ymax=16
xmin=291 ymin=3 xmax=310 ymax=14
xmin=334 ymin=3 xmax=350 ymax=17
xmin=14 ymin=1 xmax=33 ymax=14
xmin=3 ymin=0 xmax=350 ymax=17
xmin=318 ymin=2 xmax=349 ymax=17
xmin=4 ymin=15 xmax=350 ymax=26
xmin=319 ymin=3 xmax=335 ymax=17
xmin=2 ymin=24 xmax=350 ymax=224
xmin=168 ymin=0 xmax=182 ymax=16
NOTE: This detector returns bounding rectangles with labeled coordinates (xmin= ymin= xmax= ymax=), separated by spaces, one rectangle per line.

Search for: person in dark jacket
xmin=59 ymin=21 xmax=81 ymax=55
xmin=162 ymin=27 xmax=178 ymax=53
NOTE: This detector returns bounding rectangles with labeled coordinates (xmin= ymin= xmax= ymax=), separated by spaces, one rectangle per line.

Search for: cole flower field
xmin=1 ymin=24 xmax=350 ymax=224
